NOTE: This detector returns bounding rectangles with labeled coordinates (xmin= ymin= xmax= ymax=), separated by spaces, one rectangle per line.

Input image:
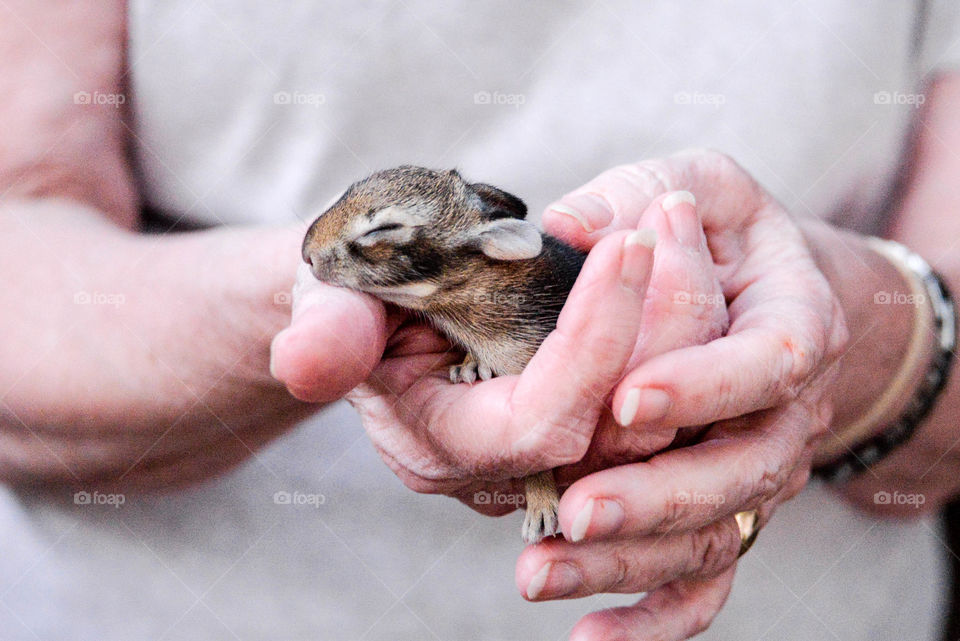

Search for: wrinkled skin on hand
xmin=514 ymin=150 xmax=848 ymax=641
xmin=272 ymin=150 xmax=848 ymax=641
xmin=323 ymin=190 xmax=727 ymax=512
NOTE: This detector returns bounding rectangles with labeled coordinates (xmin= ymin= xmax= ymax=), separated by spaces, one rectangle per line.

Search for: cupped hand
xmin=514 ymin=149 xmax=849 ymax=641
xmin=273 ymin=188 xmax=729 ymax=516
xmin=337 ymin=227 xmax=656 ymax=507
xmin=270 ymin=265 xmax=391 ymax=404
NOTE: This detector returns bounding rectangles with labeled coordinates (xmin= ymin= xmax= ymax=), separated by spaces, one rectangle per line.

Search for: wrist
xmin=145 ymin=222 xmax=306 ymax=387
xmin=796 ymin=219 xmax=938 ymax=463
xmin=800 ymin=220 xmax=955 ymax=478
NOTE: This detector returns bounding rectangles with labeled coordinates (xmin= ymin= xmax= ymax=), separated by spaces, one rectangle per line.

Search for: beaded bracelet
xmin=813 ymin=238 xmax=957 ymax=483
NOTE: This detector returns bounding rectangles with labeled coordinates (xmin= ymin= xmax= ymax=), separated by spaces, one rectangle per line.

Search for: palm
xmin=346 ymin=196 xmax=728 ymax=511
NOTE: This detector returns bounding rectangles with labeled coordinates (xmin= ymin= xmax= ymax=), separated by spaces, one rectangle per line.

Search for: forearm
xmin=798 ymin=219 xmax=934 ymax=463
xmin=801 ymin=73 xmax=960 ymax=511
xmin=863 ymin=72 xmax=960 ymax=500
xmin=0 ymin=0 xmax=137 ymax=225
xmin=0 ymin=200 xmax=316 ymax=484
xmin=0 ymin=1 xmax=390 ymax=488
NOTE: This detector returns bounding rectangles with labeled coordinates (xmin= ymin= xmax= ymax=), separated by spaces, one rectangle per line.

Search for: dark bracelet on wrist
xmin=813 ymin=242 xmax=957 ymax=484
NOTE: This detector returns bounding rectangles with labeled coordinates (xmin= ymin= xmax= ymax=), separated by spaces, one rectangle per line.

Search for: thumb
xmin=270 ymin=263 xmax=389 ymax=403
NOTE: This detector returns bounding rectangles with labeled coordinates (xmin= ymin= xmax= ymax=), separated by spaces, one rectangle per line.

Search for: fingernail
xmin=617 ymin=387 xmax=671 ymax=426
xmin=570 ymin=498 xmax=626 ymax=542
xmin=624 ymin=227 xmax=657 ymax=248
xmin=621 ymin=228 xmax=656 ymax=289
xmin=549 ymin=193 xmax=614 ymax=233
xmin=618 ymin=388 xmax=641 ymax=425
xmin=662 ymin=191 xmax=701 ymax=249
xmin=662 ymin=190 xmax=696 ymax=210
xmin=526 ymin=561 xmax=581 ymax=599
xmin=526 ymin=562 xmax=552 ymax=599
xmin=268 ymin=332 xmax=284 ymax=380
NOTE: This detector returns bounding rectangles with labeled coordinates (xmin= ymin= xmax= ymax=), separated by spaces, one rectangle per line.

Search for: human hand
xmin=0 ymin=0 xmax=396 ymax=490
xmin=0 ymin=216 xmax=395 ymax=490
xmin=273 ymin=188 xmax=727 ymax=514
xmin=279 ymin=223 xmax=662 ymax=508
xmin=513 ymin=150 xmax=848 ymax=641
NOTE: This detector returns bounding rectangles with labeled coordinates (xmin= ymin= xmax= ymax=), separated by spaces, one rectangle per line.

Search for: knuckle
xmin=809 ymin=401 xmax=833 ymax=440
xmin=394 ymin=468 xmax=445 ymax=494
xmin=651 ymin=479 xmax=698 ymax=531
xmin=687 ymin=522 xmax=740 ymax=578
xmin=700 ymin=149 xmax=759 ymax=196
xmin=601 ymin=548 xmax=632 ymax=593
xmin=620 ymin=161 xmax=677 ymax=195
xmin=517 ymin=416 xmax=592 ymax=468
xmin=380 ymin=450 xmax=461 ymax=495
xmin=703 ymin=149 xmax=740 ymax=175
xmin=781 ymin=326 xmax=823 ymax=388
xmin=690 ymin=604 xmax=721 ymax=637
xmin=709 ymin=365 xmax=742 ymax=419
xmin=828 ymin=294 xmax=851 ymax=356
xmin=678 ymin=147 xmax=738 ymax=175
xmin=783 ymin=466 xmax=812 ymax=500
xmin=768 ymin=323 xmax=823 ymax=398
xmin=748 ymin=462 xmax=791 ymax=504
xmin=627 ymin=160 xmax=680 ymax=196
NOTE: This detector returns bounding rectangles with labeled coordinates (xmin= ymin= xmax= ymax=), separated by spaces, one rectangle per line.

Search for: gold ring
xmin=735 ymin=510 xmax=760 ymax=558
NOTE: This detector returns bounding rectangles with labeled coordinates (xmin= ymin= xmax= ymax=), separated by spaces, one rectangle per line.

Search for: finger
xmin=543 ymin=164 xmax=678 ymax=250
xmin=270 ymin=263 xmax=389 ymax=402
xmin=351 ymin=322 xmax=458 ymax=395
xmin=540 ymin=191 xmax=727 ymax=469
xmin=569 ymin=569 xmax=735 ymax=641
xmin=612 ymin=264 xmax=833 ymax=429
xmin=627 ymin=191 xmax=728 ymax=363
xmin=544 ymin=151 xmax=839 ymax=432
xmin=516 ymin=520 xmax=739 ymax=600
xmin=558 ymin=400 xmax=812 ymax=540
xmin=357 ymin=229 xmax=657 ymax=480
xmin=542 ymin=150 xmax=761 ymax=250
xmin=383 ymin=320 xmax=451 ymax=358
xmin=504 ymin=228 xmax=656 ymax=469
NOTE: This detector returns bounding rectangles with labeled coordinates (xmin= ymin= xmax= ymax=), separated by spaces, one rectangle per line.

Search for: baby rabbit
xmin=302 ymin=166 xmax=586 ymax=543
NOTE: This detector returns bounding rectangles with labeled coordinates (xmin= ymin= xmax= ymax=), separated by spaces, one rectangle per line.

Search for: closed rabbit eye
xmin=352 ymin=205 xmax=425 ymax=247
xmin=354 ymin=222 xmax=414 ymax=247
xmin=363 ymin=223 xmax=403 ymax=236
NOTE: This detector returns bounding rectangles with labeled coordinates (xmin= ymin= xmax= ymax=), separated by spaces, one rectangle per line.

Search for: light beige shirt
xmin=3 ymin=2 xmax=959 ymax=639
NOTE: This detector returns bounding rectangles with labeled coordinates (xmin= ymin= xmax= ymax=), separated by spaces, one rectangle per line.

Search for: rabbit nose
xmin=301 ymin=242 xmax=316 ymax=267
xmin=304 ymin=248 xmax=336 ymax=281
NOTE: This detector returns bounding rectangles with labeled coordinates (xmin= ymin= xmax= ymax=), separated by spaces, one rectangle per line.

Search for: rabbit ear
xmin=468 ymin=217 xmax=542 ymax=260
xmin=469 ymin=182 xmax=528 ymax=220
